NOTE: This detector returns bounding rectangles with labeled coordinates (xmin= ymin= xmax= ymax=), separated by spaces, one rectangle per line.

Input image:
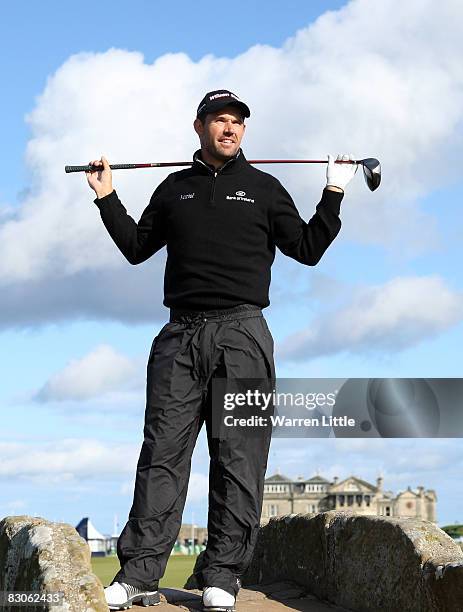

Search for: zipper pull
xmin=209 ymin=171 xmax=218 ymax=205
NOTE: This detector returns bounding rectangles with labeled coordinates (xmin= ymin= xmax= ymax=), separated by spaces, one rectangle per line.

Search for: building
xmin=261 ymin=471 xmax=437 ymax=524
xmin=75 ymin=516 xmax=208 ymax=556
xmin=176 ymin=523 xmax=208 ymax=547
xmin=75 ymin=517 xmax=112 ymax=556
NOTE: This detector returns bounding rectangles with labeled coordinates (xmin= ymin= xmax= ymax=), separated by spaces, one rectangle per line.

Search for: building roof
xmin=75 ymin=517 xmax=106 ymax=541
xmin=306 ymin=475 xmax=331 ymax=483
xmin=265 ymin=473 xmax=292 ymax=483
xmin=331 ymin=476 xmax=377 ymax=492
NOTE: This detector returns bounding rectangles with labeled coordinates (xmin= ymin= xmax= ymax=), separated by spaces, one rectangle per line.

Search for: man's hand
xmin=86 ymin=156 xmax=113 ymax=199
xmin=326 ymin=153 xmax=358 ymax=192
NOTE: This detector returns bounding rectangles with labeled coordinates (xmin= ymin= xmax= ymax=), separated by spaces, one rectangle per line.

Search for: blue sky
xmin=1 ymin=0 xmax=463 ymax=540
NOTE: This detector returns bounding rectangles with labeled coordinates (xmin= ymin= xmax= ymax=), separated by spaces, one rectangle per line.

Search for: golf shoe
xmin=103 ymin=581 xmax=160 ymax=609
xmin=202 ymin=586 xmax=236 ymax=612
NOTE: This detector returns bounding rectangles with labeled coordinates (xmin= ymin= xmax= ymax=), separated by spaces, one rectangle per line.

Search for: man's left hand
xmin=326 ymin=153 xmax=358 ymax=192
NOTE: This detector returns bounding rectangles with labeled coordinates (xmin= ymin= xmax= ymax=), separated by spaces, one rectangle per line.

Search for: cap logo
xmin=209 ymin=92 xmax=239 ymax=101
xmin=236 ymin=190 xmax=246 ymax=196
xmin=197 ymin=90 xmax=249 ymax=118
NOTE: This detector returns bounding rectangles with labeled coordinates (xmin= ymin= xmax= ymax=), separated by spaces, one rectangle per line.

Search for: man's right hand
xmin=86 ymin=156 xmax=113 ymax=199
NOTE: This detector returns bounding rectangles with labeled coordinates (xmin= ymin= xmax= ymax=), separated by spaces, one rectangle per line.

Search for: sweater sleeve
xmin=270 ymin=181 xmax=343 ymax=265
xmin=94 ymin=182 xmax=167 ymax=265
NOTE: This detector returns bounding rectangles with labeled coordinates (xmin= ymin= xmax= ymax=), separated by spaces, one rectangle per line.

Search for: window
xmin=365 ymin=495 xmax=370 ymax=507
xmin=386 ymin=506 xmax=391 ymax=516
xmin=339 ymin=495 xmax=345 ymax=506
xmin=269 ymin=504 xmax=279 ymax=516
xmin=268 ymin=484 xmax=288 ymax=493
xmin=347 ymin=495 xmax=353 ymax=506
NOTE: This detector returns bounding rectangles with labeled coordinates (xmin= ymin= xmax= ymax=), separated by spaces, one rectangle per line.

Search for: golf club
xmin=65 ymin=157 xmax=381 ymax=191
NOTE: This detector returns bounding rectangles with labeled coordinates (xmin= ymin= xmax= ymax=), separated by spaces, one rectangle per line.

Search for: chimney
xmin=376 ymin=476 xmax=383 ymax=491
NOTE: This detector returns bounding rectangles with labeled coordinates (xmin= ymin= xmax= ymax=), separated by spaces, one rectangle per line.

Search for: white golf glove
xmin=326 ymin=153 xmax=358 ymax=191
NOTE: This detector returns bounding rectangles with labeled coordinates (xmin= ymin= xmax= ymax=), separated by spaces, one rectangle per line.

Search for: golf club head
xmin=360 ymin=158 xmax=381 ymax=191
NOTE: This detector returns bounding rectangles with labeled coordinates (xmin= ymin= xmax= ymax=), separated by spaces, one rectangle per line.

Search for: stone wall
xmin=0 ymin=515 xmax=107 ymax=611
xmin=241 ymin=511 xmax=463 ymax=612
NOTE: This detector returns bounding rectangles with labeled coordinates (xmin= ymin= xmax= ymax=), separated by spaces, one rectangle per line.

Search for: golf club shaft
xmin=65 ymin=159 xmax=360 ymax=173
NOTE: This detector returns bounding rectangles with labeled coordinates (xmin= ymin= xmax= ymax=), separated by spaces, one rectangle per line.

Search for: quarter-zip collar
xmin=192 ymin=148 xmax=249 ymax=176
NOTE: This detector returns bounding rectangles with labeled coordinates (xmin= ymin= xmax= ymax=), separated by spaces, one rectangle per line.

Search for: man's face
xmin=194 ymin=106 xmax=246 ymax=164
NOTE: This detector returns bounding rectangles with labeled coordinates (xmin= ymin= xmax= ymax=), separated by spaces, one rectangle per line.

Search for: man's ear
xmin=193 ymin=117 xmax=204 ymax=137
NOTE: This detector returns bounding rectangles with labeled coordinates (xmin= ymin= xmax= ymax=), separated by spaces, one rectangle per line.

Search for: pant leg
xmin=112 ymin=322 xmax=205 ymax=590
xmin=195 ymin=314 xmax=275 ymax=597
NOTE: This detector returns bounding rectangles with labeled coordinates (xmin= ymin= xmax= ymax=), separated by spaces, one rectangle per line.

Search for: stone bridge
xmin=1 ymin=512 xmax=462 ymax=611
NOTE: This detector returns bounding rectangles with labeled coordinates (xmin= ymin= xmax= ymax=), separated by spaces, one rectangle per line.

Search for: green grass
xmin=441 ymin=524 xmax=463 ymax=538
xmin=91 ymin=554 xmax=198 ymax=589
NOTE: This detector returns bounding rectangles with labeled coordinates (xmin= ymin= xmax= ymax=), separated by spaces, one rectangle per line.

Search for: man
xmin=86 ymin=89 xmax=357 ymax=612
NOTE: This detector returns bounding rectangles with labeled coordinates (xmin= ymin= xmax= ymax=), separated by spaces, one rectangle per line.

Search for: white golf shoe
xmin=103 ymin=581 xmax=160 ymax=609
xmin=202 ymin=586 xmax=236 ymax=612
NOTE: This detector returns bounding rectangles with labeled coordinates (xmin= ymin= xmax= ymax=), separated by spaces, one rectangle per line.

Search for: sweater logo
xmin=226 ymin=190 xmax=255 ymax=203
xmin=180 ymin=193 xmax=195 ymax=200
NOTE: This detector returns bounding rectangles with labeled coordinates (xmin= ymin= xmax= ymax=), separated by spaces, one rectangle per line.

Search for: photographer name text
xmin=224 ymin=415 xmax=355 ymax=427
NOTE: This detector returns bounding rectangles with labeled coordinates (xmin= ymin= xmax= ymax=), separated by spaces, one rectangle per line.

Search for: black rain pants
xmin=111 ymin=303 xmax=275 ymax=597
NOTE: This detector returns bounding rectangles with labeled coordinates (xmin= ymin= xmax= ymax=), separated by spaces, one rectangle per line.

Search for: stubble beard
xmin=206 ymin=138 xmax=239 ymax=163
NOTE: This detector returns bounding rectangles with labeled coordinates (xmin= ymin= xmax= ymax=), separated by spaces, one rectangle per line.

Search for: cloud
xmin=0 ymin=438 xmax=138 ymax=481
xmin=269 ymin=437 xmax=463 ymax=488
xmin=186 ymin=472 xmax=209 ymax=503
xmin=0 ymin=261 xmax=168 ymax=329
xmin=0 ymin=499 xmax=27 ymax=513
xmin=0 ymin=436 xmax=211 ymax=507
xmin=35 ymin=344 xmax=137 ymax=402
xmin=1 ymin=0 xmax=463 ymax=327
xmin=119 ymin=471 xmax=209 ymax=504
xmin=278 ymin=275 xmax=463 ymax=360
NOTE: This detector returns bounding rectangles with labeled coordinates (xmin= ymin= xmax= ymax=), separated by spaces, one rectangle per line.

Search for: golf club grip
xmin=65 ymin=164 xmax=139 ymax=173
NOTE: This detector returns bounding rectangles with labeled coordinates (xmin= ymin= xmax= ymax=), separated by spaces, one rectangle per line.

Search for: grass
xmin=91 ymin=554 xmax=199 ymax=589
xmin=441 ymin=524 xmax=463 ymax=538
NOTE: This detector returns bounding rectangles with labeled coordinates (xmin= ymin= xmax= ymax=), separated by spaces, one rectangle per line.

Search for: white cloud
xmin=119 ymin=480 xmax=135 ymax=496
xmin=186 ymin=472 xmax=209 ymax=503
xmin=0 ymin=438 xmax=138 ymax=481
xmin=35 ymin=344 xmax=137 ymax=401
xmin=119 ymin=471 xmax=209 ymax=504
xmin=0 ymin=436 xmax=211 ymax=505
xmin=0 ymin=499 xmax=27 ymax=513
xmin=269 ymin=437 xmax=463 ymax=489
xmin=1 ymin=0 xmax=462 ymax=326
xmin=278 ymin=275 xmax=463 ymax=360
xmin=0 ymin=264 xmax=168 ymax=328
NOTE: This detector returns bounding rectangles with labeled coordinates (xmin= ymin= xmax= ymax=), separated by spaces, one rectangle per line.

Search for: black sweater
xmin=94 ymin=149 xmax=343 ymax=310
